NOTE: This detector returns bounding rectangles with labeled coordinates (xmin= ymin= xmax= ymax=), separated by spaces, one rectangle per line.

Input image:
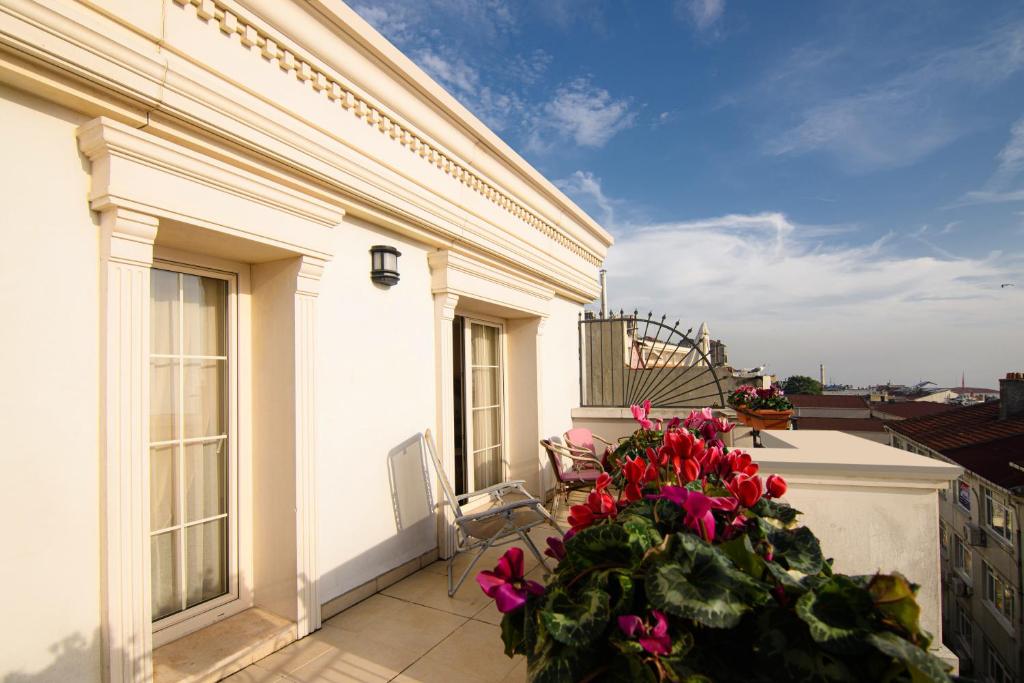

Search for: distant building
xmin=887 ymin=374 xmax=1024 ymax=682
xmin=788 ymin=395 xmax=888 ymax=443
xmin=709 ymin=338 xmax=728 ymax=367
xmin=870 ymin=401 xmax=957 ymax=421
xmin=917 ymin=387 xmax=1001 ymax=405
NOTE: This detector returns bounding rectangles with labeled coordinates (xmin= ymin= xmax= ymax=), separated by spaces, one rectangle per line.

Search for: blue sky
xmin=354 ymin=0 xmax=1024 ymax=388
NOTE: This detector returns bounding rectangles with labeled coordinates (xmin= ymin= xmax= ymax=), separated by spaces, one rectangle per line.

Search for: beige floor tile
xmin=394 ymin=621 xmax=519 ymax=683
xmin=253 ymin=635 xmax=334 ymax=675
xmin=498 ymin=658 xmax=528 ymax=682
xmin=380 ymin=567 xmax=495 ymax=617
xmin=279 ymin=639 xmax=397 ymax=682
xmin=220 ymin=665 xmax=286 ymax=682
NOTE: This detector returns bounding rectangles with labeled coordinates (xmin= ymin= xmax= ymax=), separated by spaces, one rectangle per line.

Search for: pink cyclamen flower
xmin=630 ymin=400 xmax=654 ymax=430
xmin=684 ymin=407 xmax=715 ymax=430
xmin=476 ymin=547 xmax=544 ymax=613
xmin=618 ymin=610 xmax=671 ymax=656
xmin=648 ymin=486 xmax=736 ymax=543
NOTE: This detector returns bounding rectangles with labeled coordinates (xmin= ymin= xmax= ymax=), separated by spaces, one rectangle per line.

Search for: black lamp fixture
xmin=369 ymin=245 xmax=401 ymax=286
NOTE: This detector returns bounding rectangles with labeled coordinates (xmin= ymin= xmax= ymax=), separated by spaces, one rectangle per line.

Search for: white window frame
xmin=953 ymin=534 xmax=972 ymax=583
xmin=983 ymin=488 xmax=1014 ymax=545
xmin=982 ymin=561 xmax=1015 ymax=630
xmin=956 ymin=604 xmax=973 ymax=653
xmin=460 ymin=315 xmax=509 ymax=499
xmin=983 ymin=638 xmax=1012 ymax=683
xmin=151 ymin=250 xmax=253 ymax=647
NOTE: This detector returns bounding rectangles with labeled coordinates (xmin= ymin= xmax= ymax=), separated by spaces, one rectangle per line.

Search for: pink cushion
xmin=564 ymin=428 xmax=597 ymax=455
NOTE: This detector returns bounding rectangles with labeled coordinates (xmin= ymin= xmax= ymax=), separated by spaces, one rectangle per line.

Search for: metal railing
xmin=579 ymin=311 xmax=727 ymax=409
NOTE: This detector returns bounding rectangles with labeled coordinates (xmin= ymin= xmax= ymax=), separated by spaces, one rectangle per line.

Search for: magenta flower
xmin=647 ymin=486 xmax=736 ymax=542
xmin=476 ymin=547 xmax=544 ymax=612
xmin=683 ymin=407 xmax=714 ymax=430
xmin=544 ymin=536 xmax=566 ymax=561
xmin=618 ymin=610 xmax=671 ymax=656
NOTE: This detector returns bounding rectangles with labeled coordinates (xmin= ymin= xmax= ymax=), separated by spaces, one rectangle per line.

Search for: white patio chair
xmin=423 ymin=429 xmax=564 ymax=597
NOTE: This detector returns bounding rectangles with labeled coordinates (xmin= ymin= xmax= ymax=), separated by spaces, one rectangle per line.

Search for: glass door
xmin=464 ymin=320 xmax=505 ymax=491
xmin=149 ymin=265 xmax=236 ymax=632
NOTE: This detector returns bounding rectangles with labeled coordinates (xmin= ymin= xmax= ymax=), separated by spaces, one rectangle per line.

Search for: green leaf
xmin=770 ymin=525 xmax=824 ymax=575
xmin=540 ymin=587 xmax=610 ymax=647
xmin=526 ymin=643 xmax=583 ymax=683
xmin=499 ymin=609 xmax=526 ymax=657
xmin=562 ymin=523 xmax=634 ymax=575
xmin=750 ymin=496 xmax=801 ymax=525
xmin=622 ymin=514 xmax=663 ymax=557
xmin=718 ymin=535 xmax=766 ymax=580
xmin=646 ymin=533 xmax=770 ymax=628
xmin=867 ymin=632 xmax=952 ymax=683
xmin=868 ymin=573 xmax=926 ymax=645
xmin=795 ymin=576 xmax=875 ymax=650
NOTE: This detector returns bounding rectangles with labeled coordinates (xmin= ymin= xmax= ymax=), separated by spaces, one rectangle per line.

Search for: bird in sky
xmin=1001 ymin=283 xmax=1015 ymax=288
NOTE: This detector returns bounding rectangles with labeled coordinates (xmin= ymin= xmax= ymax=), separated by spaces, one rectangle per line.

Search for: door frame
xmin=150 ymin=248 xmax=253 ymax=647
xmin=459 ymin=314 xmax=510 ymax=499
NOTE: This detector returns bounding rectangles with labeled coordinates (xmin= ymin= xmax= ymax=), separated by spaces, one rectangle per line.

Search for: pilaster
xmin=433 ymin=291 xmax=459 ymax=558
xmin=293 ymin=255 xmax=324 ymax=635
xmin=99 ymin=207 xmax=158 ymax=683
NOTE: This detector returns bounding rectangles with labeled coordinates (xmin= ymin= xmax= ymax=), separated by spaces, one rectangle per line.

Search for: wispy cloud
xmin=676 ymin=0 xmax=725 ymax=32
xmin=959 ymin=116 xmax=1024 ymax=205
xmin=761 ymin=22 xmax=1024 ymax=172
xmin=563 ymin=174 xmax=1023 ymax=385
xmin=527 ymin=78 xmax=636 ymax=150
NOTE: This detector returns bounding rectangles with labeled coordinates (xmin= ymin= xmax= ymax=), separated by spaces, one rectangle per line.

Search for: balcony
xmin=217 ymin=420 xmax=960 ymax=682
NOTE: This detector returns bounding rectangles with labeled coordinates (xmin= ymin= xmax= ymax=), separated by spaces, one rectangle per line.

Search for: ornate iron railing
xmin=579 ymin=311 xmax=727 ymax=408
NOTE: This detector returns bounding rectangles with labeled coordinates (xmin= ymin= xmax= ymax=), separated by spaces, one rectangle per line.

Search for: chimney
xmin=820 ymin=363 xmax=825 ymax=388
xmin=1000 ymin=372 xmax=1024 ymax=420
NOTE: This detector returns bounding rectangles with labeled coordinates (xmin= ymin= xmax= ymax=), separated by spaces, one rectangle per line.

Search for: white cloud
xmin=677 ymin=0 xmax=725 ymax=32
xmin=529 ymin=78 xmax=635 ymax=149
xmin=415 ymin=49 xmax=480 ymax=94
xmin=763 ymin=22 xmax=1024 ymax=172
xmin=959 ymin=116 xmax=1024 ymax=205
xmin=568 ymin=175 xmax=1023 ymax=386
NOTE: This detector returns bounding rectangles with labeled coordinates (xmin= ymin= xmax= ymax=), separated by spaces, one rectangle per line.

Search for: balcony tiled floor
xmin=226 ymin=516 xmax=570 ymax=683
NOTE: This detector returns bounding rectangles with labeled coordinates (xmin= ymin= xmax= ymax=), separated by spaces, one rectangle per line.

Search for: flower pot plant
xmin=476 ymin=407 xmax=952 ymax=682
xmin=728 ymin=384 xmax=794 ymax=430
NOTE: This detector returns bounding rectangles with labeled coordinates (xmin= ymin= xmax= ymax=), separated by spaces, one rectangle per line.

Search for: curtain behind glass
xmin=470 ymin=323 xmax=502 ymax=488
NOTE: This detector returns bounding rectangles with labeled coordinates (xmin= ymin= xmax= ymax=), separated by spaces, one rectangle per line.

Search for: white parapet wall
xmin=757 ymin=430 xmax=960 ymax=668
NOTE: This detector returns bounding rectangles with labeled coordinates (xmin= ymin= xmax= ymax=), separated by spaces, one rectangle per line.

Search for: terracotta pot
xmin=736 ymin=407 xmax=793 ymax=431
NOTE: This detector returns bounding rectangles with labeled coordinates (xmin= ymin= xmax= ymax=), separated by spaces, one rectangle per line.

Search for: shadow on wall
xmin=3 ymin=630 xmax=101 ymax=683
xmin=386 ymin=433 xmax=434 ymax=533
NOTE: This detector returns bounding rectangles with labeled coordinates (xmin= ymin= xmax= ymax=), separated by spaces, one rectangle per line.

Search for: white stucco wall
xmin=316 ymin=216 xmax=438 ymax=601
xmin=540 ymin=296 xmax=587 ymax=492
xmin=0 ymin=84 xmax=102 ymax=681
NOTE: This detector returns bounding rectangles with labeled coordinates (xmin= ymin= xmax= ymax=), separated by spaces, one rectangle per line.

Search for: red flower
xmin=568 ymin=472 xmax=616 ymax=531
xmin=766 ymin=474 xmax=787 ymax=498
xmin=621 ymin=455 xmax=647 ymax=503
xmin=680 ymin=457 xmax=701 ymax=484
xmin=725 ymin=450 xmax=759 ymax=478
xmin=726 ymin=473 xmax=765 ymax=508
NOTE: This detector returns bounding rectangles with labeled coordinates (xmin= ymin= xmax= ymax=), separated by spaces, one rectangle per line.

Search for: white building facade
xmin=0 ymin=1 xmax=611 ymax=680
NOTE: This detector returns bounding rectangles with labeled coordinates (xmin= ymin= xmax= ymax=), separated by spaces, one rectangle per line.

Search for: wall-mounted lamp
xmin=369 ymin=245 xmax=401 ymax=286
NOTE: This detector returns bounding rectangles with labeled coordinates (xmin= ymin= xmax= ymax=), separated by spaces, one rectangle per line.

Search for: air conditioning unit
xmin=966 ymin=523 xmax=986 ymax=547
xmin=953 ymin=577 xmax=972 ymax=598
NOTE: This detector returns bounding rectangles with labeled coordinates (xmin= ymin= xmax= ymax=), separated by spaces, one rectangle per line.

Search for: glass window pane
xmin=150 ymin=359 xmax=179 ymax=443
xmin=183 ymin=359 xmax=225 ymax=438
xmin=185 ymin=440 xmax=227 ymax=522
xmin=151 ymin=530 xmax=181 ymax=620
xmin=151 ymin=269 xmax=179 ymax=354
xmin=474 ymin=445 xmax=502 ymax=490
xmin=472 ymin=407 xmax=501 ymax=452
xmin=150 ymin=445 xmax=178 ymax=530
xmin=185 ymin=518 xmax=228 ymax=609
xmin=472 ymin=368 xmax=500 ymax=407
xmin=183 ymin=275 xmax=227 ymax=356
xmin=470 ymin=324 xmax=498 ymax=366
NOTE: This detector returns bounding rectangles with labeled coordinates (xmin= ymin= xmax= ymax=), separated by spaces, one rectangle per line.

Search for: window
xmin=983 ymin=562 xmax=1015 ymax=624
xmin=983 ymin=639 xmax=1013 ymax=683
xmin=957 ymin=479 xmax=971 ymax=511
xmin=939 ymin=522 xmax=949 ymax=558
xmin=956 ymin=605 xmax=973 ymax=648
xmin=953 ymin=535 xmax=972 ymax=579
xmin=983 ymin=488 xmax=1013 ymax=543
xmin=150 ymin=265 xmax=237 ymax=633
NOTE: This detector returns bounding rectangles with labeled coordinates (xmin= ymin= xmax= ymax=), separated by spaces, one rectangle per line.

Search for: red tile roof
xmin=870 ymin=402 xmax=957 ymax=419
xmin=789 ymin=394 xmax=869 ymax=409
xmin=887 ymin=401 xmax=1024 ymax=451
xmin=795 ymin=417 xmax=889 ymax=432
xmin=943 ymin=436 xmax=1024 ymax=490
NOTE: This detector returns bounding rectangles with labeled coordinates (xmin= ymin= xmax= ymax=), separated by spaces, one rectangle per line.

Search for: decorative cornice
xmin=171 ymin=0 xmax=603 ymax=267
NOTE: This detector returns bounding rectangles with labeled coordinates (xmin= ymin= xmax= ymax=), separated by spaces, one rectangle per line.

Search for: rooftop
xmin=796 ymin=417 xmax=889 ymax=432
xmin=943 ymin=435 xmax=1024 ymax=491
xmin=869 ymin=402 xmax=957 ymax=419
xmin=788 ymin=394 xmax=869 ymax=409
xmin=887 ymin=401 xmax=1024 ymax=451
